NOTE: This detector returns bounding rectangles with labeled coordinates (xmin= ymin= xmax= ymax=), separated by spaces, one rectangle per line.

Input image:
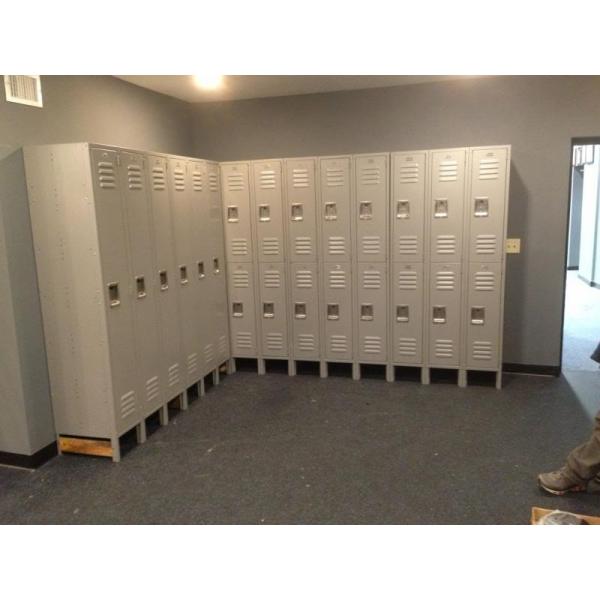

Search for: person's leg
xmin=566 ymin=411 xmax=600 ymax=482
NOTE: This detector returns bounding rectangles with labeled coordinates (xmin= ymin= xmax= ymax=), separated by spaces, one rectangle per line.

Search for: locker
xmin=467 ymin=147 xmax=509 ymax=263
xmin=253 ymin=160 xmax=285 ymax=262
xmin=391 ymin=262 xmax=423 ymax=365
xmin=430 ymin=149 xmax=466 ymax=263
xmin=391 ymin=151 xmax=427 ymax=262
xmin=322 ymin=263 xmax=353 ymax=361
xmin=428 ymin=263 xmax=462 ymax=366
xmin=355 ymin=154 xmax=388 ymax=263
xmin=207 ymin=161 xmax=226 ymax=263
xmin=290 ymin=263 xmax=320 ymax=360
xmin=357 ymin=264 xmax=387 ymax=363
xmin=146 ymin=153 xmax=185 ymax=397
xmin=210 ymin=259 xmax=230 ymax=365
xmin=221 ymin=162 xmax=253 ymax=263
xmin=227 ymin=262 xmax=258 ymax=357
xmin=189 ymin=160 xmax=211 ymax=261
xmin=319 ymin=156 xmax=352 ymax=262
xmin=286 ymin=158 xmax=317 ymax=262
xmin=119 ymin=151 xmax=162 ymax=415
xmin=259 ymin=262 xmax=288 ymax=358
xmin=465 ymin=262 xmax=503 ymax=369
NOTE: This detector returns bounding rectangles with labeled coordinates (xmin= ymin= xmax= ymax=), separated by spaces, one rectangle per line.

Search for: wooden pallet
xmin=59 ymin=436 xmax=113 ymax=458
xmin=531 ymin=506 xmax=600 ymax=525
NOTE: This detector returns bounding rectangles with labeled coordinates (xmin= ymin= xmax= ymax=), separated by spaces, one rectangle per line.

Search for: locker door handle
xmin=291 ymin=203 xmax=303 ymax=221
xmin=259 ymin=204 xmax=271 ymax=222
xmin=324 ymin=202 xmax=337 ymax=220
xmin=434 ymin=199 xmax=448 ymax=218
xmin=232 ymin=302 xmax=243 ymax=317
xmin=227 ymin=206 xmax=239 ymax=222
xmin=359 ymin=201 xmax=373 ymax=220
xmin=432 ymin=306 xmax=446 ymax=324
xmin=327 ymin=303 xmax=340 ymax=320
xmin=471 ymin=306 xmax=485 ymax=325
xmin=360 ymin=304 xmax=374 ymax=321
xmin=263 ymin=302 xmax=274 ymax=318
xmin=213 ymin=258 xmax=220 ymax=274
xmin=396 ymin=200 xmax=410 ymax=219
xmin=396 ymin=305 xmax=409 ymax=322
xmin=197 ymin=261 xmax=205 ymax=279
xmin=474 ymin=197 xmax=489 ymax=217
xmin=294 ymin=302 xmax=307 ymax=319
xmin=107 ymin=282 xmax=120 ymax=307
xmin=159 ymin=270 xmax=169 ymax=291
xmin=179 ymin=265 xmax=188 ymax=285
xmin=135 ymin=275 xmax=147 ymax=299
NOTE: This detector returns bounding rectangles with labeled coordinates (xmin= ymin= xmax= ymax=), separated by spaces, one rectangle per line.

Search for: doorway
xmin=562 ymin=140 xmax=600 ymax=372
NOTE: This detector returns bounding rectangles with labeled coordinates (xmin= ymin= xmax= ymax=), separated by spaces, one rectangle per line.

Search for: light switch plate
xmin=506 ymin=238 xmax=521 ymax=254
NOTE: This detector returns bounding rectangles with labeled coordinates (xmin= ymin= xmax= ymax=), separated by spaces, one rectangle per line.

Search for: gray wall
xmin=192 ymin=76 xmax=600 ymax=368
xmin=568 ymin=167 xmax=583 ymax=269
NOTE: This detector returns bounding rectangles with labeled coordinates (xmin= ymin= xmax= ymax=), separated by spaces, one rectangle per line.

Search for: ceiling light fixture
xmin=193 ymin=74 xmax=223 ymax=90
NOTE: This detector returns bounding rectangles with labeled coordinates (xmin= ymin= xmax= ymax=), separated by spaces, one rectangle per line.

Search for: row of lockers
xmin=221 ymin=147 xmax=508 ymax=265
xmin=24 ymin=143 xmax=229 ymax=443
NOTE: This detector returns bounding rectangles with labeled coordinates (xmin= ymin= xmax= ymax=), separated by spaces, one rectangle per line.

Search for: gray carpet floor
xmin=1 ymin=365 xmax=599 ymax=524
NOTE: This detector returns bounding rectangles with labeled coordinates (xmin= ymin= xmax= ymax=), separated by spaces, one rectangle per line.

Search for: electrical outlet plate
xmin=506 ymin=238 xmax=521 ymax=254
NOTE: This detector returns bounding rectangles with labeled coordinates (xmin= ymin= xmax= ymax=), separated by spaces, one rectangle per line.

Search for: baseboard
xmin=0 ymin=441 xmax=58 ymax=469
xmin=502 ymin=363 xmax=560 ymax=377
xmin=567 ymin=266 xmax=579 ymax=271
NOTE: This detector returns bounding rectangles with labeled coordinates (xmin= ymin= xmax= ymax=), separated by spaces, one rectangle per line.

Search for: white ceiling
xmin=116 ymin=75 xmax=481 ymax=104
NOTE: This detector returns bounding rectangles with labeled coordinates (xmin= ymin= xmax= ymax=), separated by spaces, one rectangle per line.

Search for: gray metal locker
xmin=146 ymin=153 xmax=185 ymax=398
xmin=354 ymin=154 xmax=388 ymax=263
xmin=221 ymin=162 xmax=253 ymax=263
xmin=286 ymin=158 xmax=317 ymax=263
xmin=253 ymin=160 xmax=285 ymax=262
xmin=322 ymin=263 xmax=353 ymax=361
xmin=357 ymin=264 xmax=387 ymax=363
xmin=319 ymin=156 xmax=353 ymax=263
xmin=465 ymin=262 xmax=503 ymax=370
xmin=259 ymin=262 xmax=288 ymax=358
xmin=391 ymin=151 xmax=427 ymax=262
xmin=120 ymin=151 xmax=163 ymax=415
xmin=228 ymin=262 xmax=258 ymax=357
xmin=428 ymin=263 xmax=462 ymax=366
xmin=290 ymin=263 xmax=320 ymax=360
xmin=429 ymin=149 xmax=466 ymax=263
xmin=391 ymin=262 xmax=423 ymax=365
xmin=467 ymin=147 xmax=509 ymax=263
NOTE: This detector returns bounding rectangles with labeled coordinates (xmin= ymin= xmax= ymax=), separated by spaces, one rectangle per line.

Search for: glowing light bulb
xmin=193 ymin=74 xmax=223 ymax=90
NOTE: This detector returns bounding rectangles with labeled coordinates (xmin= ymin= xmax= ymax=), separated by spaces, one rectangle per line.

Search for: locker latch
xmin=263 ymin=302 xmax=275 ymax=318
xmin=324 ymin=202 xmax=337 ymax=220
xmin=327 ymin=303 xmax=340 ymax=320
xmin=433 ymin=306 xmax=446 ymax=324
xmin=471 ymin=306 xmax=485 ymax=325
xmin=159 ymin=270 xmax=169 ymax=291
xmin=360 ymin=304 xmax=374 ymax=321
xmin=359 ymin=201 xmax=373 ymax=220
xmin=259 ymin=204 xmax=271 ymax=222
xmin=227 ymin=206 xmax=239 ymax=222
xmin=294 ymin=302 xmax=307 ymax=319
xmin=107 ymin=282 xmax=120 ymax=308
xmin=396 ymin=200 xmax=410 ymax=220
xmin=179 ymin=265 xmax=188 ymax=285
xmin=135 ymin=275 xmax=146 ymax=299
xmin=396 ymin=305 xmax=409 ymax=322
xmin=213 ymin=258 xmax=220 ymax=274
xmin=232 ymin=302 xmax=243 ymax=317
xmin=291 ymin=203 xmax=304 ymax=221
xmin=197 ymin=261 xmax=205 ymax=279
xmin=434 ymin=199 xmax=448 ymax=218
xmin=474 ymin=197 xmax=489 ymax=217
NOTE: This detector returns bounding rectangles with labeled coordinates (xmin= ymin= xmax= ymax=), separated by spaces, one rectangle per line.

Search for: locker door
xmin=228 ymin=263 xmax=258 ymax=357
xmin=392 ymin=262 xmax=423 ymax=365
xmin=253 ymin=160 xmax=284 ymax=262
xmin=392 ymin=152 xmax=426 ymax=262
xmin=221 ymin=163 xmax=252 ymax=263
xmin=211 ymin=259 xmax=230 ymax=364
xmin=466 ymin=262 xmax=502 ymax=369
xmin=90 ymin=147 xmax=139 ymax=432
xmin=120 ymin=151 xmax=162 ymax=414
xmin=468 ymin=148 xmax=508 ymax=263
xmin=428 ymin=263 xmax=462 ymax=366
xmin=259 ymin=262 xmax=288 ymax=357
xmin=355 ymin=154 xmax=388 ymax=263
xmin=290 ymin=263 xmax=319 ymax=360
xmin=323 ymin=263 xmax=353 ymax=361
xmin=207 ymin=162 xmax=225 ymax=263
xmin=146 ymin=154 xmax=184 ymax=397
xmin=357 ymin=264 xmax=387 ymax=362
xmin=189 ymin=160 xmax=210 ymax=260
xmin=286 ymin=158 xmax=317 ymax=262
xmin=320 ymin=157 xmax=352 ymax=262
xmin=430 ymin=149 xmax=466 ymax=263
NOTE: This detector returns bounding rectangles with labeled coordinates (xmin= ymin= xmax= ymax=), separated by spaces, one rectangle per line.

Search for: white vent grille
xmin=434 ymin=339 xmax=454 ymax=359
xmin=231 ymin=239 xmax=249 ymax=256
xmin=266 ymin=333 xmax=284 ymax=351
xmin=192 ymin=171 xmax=203 ymax=191
xmin=263 ymin=270 xmax=281 ymax=287
xmin=326 ymin=167 xmax=345 ymax=187
xmin=173 ymin=168 xmax=185 ymax=192
xmin=397 ymin=235 xmax=418 ymax=255
xmin=398 ymin=163 xmax=419 ymax=183
xmin=233 ymin=271 xmax=250 ymax=288
xmin=97 ymin=161 xmax=116 ymax=189
xmin=438 ymin=160 xmax=458 ymax=182
xmin=262 ymin=238 xmax=280 ymax=255
xmin=363 ymin=336 xmax=383 ymax=354
xmin=397 ymin=271 xmax=417 ymax=290
xmin=145 ymin=376 xmax=159 ymax=404
xmin=294 ymin=236 xmax=312 ymax=255
xmin=236 ymin=332 xmax=253 ymax=349
xmin=209 ymin=172 xmax=219 ymax=192
xmin=152 ymin=166 xmax=166 ymax=191
xmin=292 ymin=168 xmax=309 ymax=188
xmin=327 ymin=236 xmax=346 ymax=255
xmin=475 ymin=234 xmax=497 ymax=255
xmin=474 ymin=271 xmax=495 ymax=291
xmin=436 ymin=270 xmax=456 ymax=291
xmin=120 ymin=390 xmax=136 ymax=419
xmin=472 ymin=341 xmax=492 ymax=361
xmin=168 ymin=363 xmax=180 ymax=388
xmin=227 ymin=173 xmax=244 ymax=191
xmin=479 ymin=158 xmax=500 ymax=180
xmin=187 ymin=352 xmax=198 ymax=375
xmin=260 ymin=170 xmax=276 ymax=189
xmin=127 ymin=164 xmax=143 ymax=190
xmin=328 ymin=270 xmax=347 ymax=289
xmin=361 ymin=236 xmax=381 ymax=254
xmin=397 ymin=338 xmax=417 ymax=356
xmin=361 ymin=167 xmax=381 ymax=185
xmin=436 ymin=234 xmax=456 ymax=255
xmin=4 ymin=75 xmax=43 ymax=107
xmin=330 ymin=335 xmax=348 ymax=353
xmin=295 ymin=270 xmax=313 ymax=288
xmin=363 ymin=270 xmax=382 ymax=289
xmin=298 ymin=334 xmax=316 ymax=352
xmin=204 ymin=343 xmax=215 ymax=365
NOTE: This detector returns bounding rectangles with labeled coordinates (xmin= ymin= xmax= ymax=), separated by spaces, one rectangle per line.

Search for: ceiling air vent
xmin=4 ymin=75 xmax=43 ymax=108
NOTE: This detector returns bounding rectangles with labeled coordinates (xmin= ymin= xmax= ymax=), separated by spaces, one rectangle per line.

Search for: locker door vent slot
xmin=396 ymin=200 xmax=410 ymax=219
xmin=108 ymin=282 xmax=120 ymax=307
xmin=475 ymin=234 xmax=497 ymax=255
xmin=474 ymin=271 xmax=495 ymax=291
xmin=294 ymin=302 xmax=307 ymax=319
xmin=292 ymin=168 xmax=309 ymax=188
xmin=479 ymin=158 xmax=500 ymax=180
xmin=474 ymin=197 xmax=489 ymax=217
xmin=135 ymin=276 xmax=146 ymax=299
xmin=398 ymin=271 xmax=418 ymax=290
xmin=397 ymin=338 xmax=417 ymax=356
xmin=236 ymin=332 xmax=253 ymax=349
xmin=328 ymin=271 xmax=347 ymax=288
xmin=363 ymin=271 xmax=382 ymax=289
xmin=227 ymin=206 xmax=239 ymax=222
xmin=438 ymin=160 xmax=458 ymax=182
xmin=259 ymin=204 xmax=271 ymax=222
xmin=398 ymin=236 xmax=418 ymax=255
xmin=213 ymin=258 xmax=220 ymax=274
xmin=434 ymin=339 xmax=454 ymax=358
xmin=328 ymin=236 xmax=346 ymax=255
xmin=192 ymin=171 xmax=203 ymax=191
xmin=398 ymin=163 xmax=419 ymax=183
xmin=259 ymin=170 xmax=276 ymax=190
xmin=291 ymin=203 xmax=304 ymax=221
xmin=263 ymin=302 xmax=275 ymax=318
xmin=298 ymin=334 xmax=316 ymax=351
xmin=295 ymin=270 xmax=313 ymax=288
xmin=209 ymin=172 xmax=219 ymax=192
xmin=471 ymin=307 xmax=485 ymax=325
xmin=472 ymin=341 xmax=493 ymax=360
xmin=197 ymin=261 xmax=205 ymax=279
xmin=362 ymin=236 xmax=381 ymax=254
xmin=361 ymin=167 xmax=381 ymax=185
xmin=326 ymin=167 xmax=344 ymax=187
xmin=231 ymin=239 xmax=249 ymax=256
xmin=263 ymin=270 xmax=281 ymax=288
xmin=434 ymin=199 xmax=448 ymax=218
xmin=359 ymin=201 xmax=373 ymax=220
xmin=97 ymin=162 xmax=116 ymax=189
xmin=330 ymin=335 xmax=348 ymax=352
xmin=436 ymin=235 xmax=456 ymax=255
xmin=127 ymin=164 xmax=143 ymax=190
xmin=232 ymin=302 xmax=244 ymax=317
xmin=294 ymin=237 xmax=312 ymax=255
xmin=324 ymin=202 xmax=338 ymax=220
xmin=433 ymin=306 xmax=447 ymax=324
xmin=435 ymin=270 xmax=456 ymax=291
xmin=327 ymin=304 xmax=340 ymax=320
xmin=173 ymin=168 xmax=185 ymax=192
xmin=262 ymin=238 xmax=280 ymax=255
xmin=227 ymin=174 xmax=244 ymax=191
xmin=396 ymin=305 xmax=410 ymax=322
xmin=179 ymin=265 xmax=188 ymax=285
xmin=159 ymin=270 xmax=169 ymax=291
xmin=360 ymin=304 xmax=374 ymax=321
xmin=152 ymin=166 xmax=166 ymax=191
xmin=233 ymin=271 xmax=250 ymax=288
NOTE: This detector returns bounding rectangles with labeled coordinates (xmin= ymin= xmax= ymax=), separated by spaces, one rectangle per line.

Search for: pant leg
xmin=566 ymin=410 xmax=600 ymax=482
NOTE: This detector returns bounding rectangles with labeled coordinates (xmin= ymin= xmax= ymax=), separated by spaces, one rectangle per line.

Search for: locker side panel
xmin=290 ymin=263 xmax=320 ymax=360
xmin=253 ymin=160 xmax=285 ymax=262
xmin=259 ymin=262 xmax=288 ymax=358
xmin=466 ymin=262 xmax=502 ymax=369
xmin=392 ymin=262 xmax=423 ymax=365
xmin=322 ymin=263 xmax=353 ymax=361
xmin=319 ymin=157 xmax=352 ymax=262
xmin=355 ymin=154 xmax=388 ymax=263
xmin=228 ymin=263 xmax=258 ymax=357
xmin=221 ymin=162 xmax=253 ymax=263
xmin=357 ymin=264 xmax=387 ymax=362
xmin=391 ymin=151 xmax=426 ymax=262
xmin=428 ymin=263 xmax=462 ymax=367
xmin=286 ymin=158 xmax=317 ymax=263
xmin=468 ymin=147 xmax=508 ymax=263
xmin=430 ymin=149 xmax=466 ymax=263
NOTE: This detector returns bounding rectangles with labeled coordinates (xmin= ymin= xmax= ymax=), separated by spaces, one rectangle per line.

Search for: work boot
xmin=586 ymin=474 xmax=600 ymax=495
xmin=538 ymin=467 xmax=586 ymax=496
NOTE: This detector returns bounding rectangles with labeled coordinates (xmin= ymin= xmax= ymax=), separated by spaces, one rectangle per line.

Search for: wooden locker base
xmin=531 ymin=506 xmax=600 ymax=525
xmin=58 ymin=436 xmax=114 ymax=459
